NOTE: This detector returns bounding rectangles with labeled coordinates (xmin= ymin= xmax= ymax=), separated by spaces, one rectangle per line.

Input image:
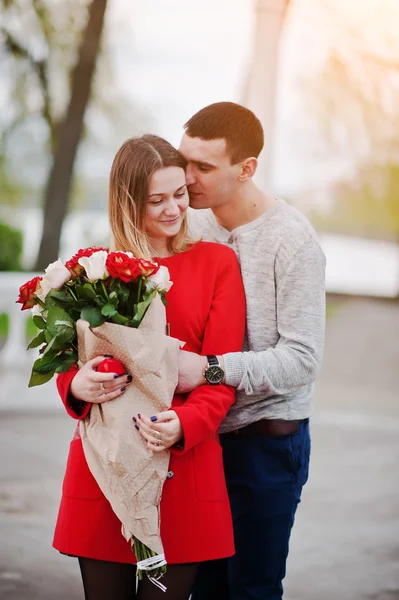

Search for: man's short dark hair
xmin=184 ymin=101 xmax=264 ymax=164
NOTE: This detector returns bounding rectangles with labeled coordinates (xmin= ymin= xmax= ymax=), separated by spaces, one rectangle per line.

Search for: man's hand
xmin=176 ymin=350 xmax=208 ymax=393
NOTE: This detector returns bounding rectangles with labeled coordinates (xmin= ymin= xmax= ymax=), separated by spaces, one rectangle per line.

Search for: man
xmin=177 ymin=102 xmax=326 ymax=600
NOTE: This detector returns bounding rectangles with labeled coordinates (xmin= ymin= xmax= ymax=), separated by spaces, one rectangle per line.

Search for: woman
xmin=53 ymin=135 xmax=246 ymax=600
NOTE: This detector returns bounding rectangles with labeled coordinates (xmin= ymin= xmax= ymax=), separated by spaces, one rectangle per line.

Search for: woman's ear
xmin=238 ymin=157 xmax=258 ymax=182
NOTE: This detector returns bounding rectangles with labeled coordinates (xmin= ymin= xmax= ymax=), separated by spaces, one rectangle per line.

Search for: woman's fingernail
xmin=114 ymin=373 xmax=122 ymax=379
xmin=104 ymin=354 xmax=113 ymax=358
xmin=150 ymin=416 xmax=158 ymax=422
xmin=120 ymin=387 xmax=126 ymax=392
xmin=135 ymin=424 xmax=140 ymax=430
xmin=138 ymin=413 xmax=141 ymax=418
xmin=127 ymin=375 xmax=133 ymax=382
xmin=132 ymin=417 xmax=137 ymax=422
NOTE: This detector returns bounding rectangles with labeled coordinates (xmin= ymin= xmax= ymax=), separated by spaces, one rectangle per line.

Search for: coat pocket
xmin=62 ymin=439 xmax=103 ymax=500
xmin=193 ymin=439 xmax=228 ymax=502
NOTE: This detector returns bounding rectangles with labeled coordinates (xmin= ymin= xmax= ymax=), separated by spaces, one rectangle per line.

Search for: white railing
xmin=0 ymin=272 xmax=61 ymax=412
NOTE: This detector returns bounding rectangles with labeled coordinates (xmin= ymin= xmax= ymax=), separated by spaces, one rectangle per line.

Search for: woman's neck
xmin=150 ymin=238 xmax=175 ymax=258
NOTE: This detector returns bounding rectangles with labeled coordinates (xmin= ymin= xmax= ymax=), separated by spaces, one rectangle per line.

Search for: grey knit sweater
xmin=188 ymin=199 xmax=326 ymax=433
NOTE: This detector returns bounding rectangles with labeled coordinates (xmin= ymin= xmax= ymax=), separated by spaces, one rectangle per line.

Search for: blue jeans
xmin=192 ymin=420 xmax=311 ymax=600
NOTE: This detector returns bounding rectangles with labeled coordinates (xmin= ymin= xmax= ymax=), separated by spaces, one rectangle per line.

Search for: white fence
xmin=0 ymin=235 xmax=397 ymax=410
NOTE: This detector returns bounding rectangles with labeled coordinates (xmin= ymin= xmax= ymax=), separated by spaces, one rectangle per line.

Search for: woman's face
xmin=144 ymin=166 xmax=189 ymax=244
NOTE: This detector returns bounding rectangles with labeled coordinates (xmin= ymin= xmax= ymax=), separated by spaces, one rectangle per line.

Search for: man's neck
xmin=212 ymin=183 xmax=275 ymax=232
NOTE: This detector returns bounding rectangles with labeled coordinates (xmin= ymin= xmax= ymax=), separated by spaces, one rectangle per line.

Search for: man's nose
xmin=185 ymin=165 xmax=196 ymax=186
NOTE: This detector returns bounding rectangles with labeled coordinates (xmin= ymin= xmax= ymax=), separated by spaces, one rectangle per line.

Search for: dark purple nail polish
xmin=150 ymin=416 xmax=158 ymax=422
xmin=104 ymin=354 xmax=113 ymax=358
xmin=133 ymin=417 xmax=137 ymax=422
xmin=135 ymin=424 xmax=140 ymax=430
xmin=120 ymin=387 xmax=126 ymax=392
xmin=138 ymin=413 xmax=141 ymax=418
xmin=114 ymin=373 xmax=122 ymax=379
xmin=127 ymin=375 xmax=133 ymax=382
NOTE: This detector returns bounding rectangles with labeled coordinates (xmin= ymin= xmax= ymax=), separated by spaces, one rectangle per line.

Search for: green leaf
xmin=48 ymin=290 xmax=71 ymax=303
xmin=131 ymin=290 xmax=157 ymax=327
xmin=32 ymin=315 xmax=46 ymax=330
xmin=28 ymin=370 xmax=54 ymax=388
xmin=27 ymin=331 xmax=46 ymax=350
xmin=33 ymin=353 xmax=66 ymax=373
xmin=46 ymin=306 xmax=75 ymax=343
xmin=82 ymin=284 xmax=99 ymax=301
xmin=101 ymin=303 xmax=117 ymax=317
xmin=54 ymin=350 xmax=78 ymax=374
xmin=81 ymin=306 xmax=105 ymax=327
xmin=108 ymin=291 xmax=118 ymax=305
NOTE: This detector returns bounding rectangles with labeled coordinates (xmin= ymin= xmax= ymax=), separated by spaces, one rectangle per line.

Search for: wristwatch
xmin=204 ymin=355 xmax=224 ymax=385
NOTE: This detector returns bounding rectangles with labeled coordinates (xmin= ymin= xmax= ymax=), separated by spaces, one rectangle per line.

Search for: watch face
xmin=205 ymin=365 xmax=224 ymax=385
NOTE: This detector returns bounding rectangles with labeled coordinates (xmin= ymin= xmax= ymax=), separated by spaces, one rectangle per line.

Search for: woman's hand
xmin=133 ymin=411 xmax=183 ymax=452
xmin=70 ymin=356 xmax=132 ymax=404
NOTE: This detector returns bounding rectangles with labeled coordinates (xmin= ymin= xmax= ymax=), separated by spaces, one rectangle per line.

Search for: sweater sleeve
xmin=223 ymin=238 xmax=326 ymax=399
xmin=171 ymin=249 xmax=246 ymax=454
xmin=56 ymin=366 xmax=92 ymax=420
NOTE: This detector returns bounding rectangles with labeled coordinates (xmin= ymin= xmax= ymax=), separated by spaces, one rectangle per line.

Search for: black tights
xmin=78 ymin=557 xmax=198 ymax=600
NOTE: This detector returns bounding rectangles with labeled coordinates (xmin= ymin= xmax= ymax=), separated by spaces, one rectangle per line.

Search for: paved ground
xmin=0 ymin=297 xmax=398 ymax=599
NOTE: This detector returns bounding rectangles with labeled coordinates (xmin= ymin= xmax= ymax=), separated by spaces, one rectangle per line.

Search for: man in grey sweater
xmin=177 ymin=102 xmax=326 ymax=600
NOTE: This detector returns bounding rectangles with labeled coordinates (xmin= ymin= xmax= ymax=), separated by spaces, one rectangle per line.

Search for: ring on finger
xmin=156 ymin=439 xmax=162 ymax=446
xmin=154 ymin=431 xmax=162 ymax=439
xmin=100 ymin=382 xmax=106 ymax=394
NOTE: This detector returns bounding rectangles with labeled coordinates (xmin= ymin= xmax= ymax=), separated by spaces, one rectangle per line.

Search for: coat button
xmin=167 ymin=471 xmax=174 ymax=479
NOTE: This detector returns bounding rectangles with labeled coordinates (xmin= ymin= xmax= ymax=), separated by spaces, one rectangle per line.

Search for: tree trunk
xmin=35 ymin=0 xmax=108 ymax=270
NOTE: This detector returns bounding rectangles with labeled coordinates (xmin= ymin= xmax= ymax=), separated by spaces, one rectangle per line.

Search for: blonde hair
xmin=109 ymin=134 xmax=195 ymax=258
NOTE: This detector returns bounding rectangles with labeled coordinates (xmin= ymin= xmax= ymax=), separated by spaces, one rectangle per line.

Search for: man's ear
xmin=238 ymin=157 xmax=258 ymax=182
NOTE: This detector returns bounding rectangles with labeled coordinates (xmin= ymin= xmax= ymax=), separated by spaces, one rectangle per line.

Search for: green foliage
xmin=314 ymin=163 xmax=399 ymax=239
xmin=0 ymin=222 xmax=23 ymax=271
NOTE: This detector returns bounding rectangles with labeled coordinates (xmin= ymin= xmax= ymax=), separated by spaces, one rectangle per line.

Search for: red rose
xmin=136 ymin=259 xmax=160 ymax=277
xmin=106 ymin=252 xmax=143 ymax=283
xmin=16 ymin=276 xmax=43 ymax=310
xmin=66 ymin=246 xmax=108 ymax=278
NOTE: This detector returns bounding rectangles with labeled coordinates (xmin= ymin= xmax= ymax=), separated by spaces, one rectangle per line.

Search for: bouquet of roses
xmin=17 ymin=247 xmax=181 ymax=589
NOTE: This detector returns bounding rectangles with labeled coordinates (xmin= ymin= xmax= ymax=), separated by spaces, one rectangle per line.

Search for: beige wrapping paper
xmin=77 ymin=294 xmax=180 ymax=556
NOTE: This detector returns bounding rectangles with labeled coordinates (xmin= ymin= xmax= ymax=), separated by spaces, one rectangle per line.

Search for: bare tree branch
xmin=0 ymin=27 xmax=57 ymax=154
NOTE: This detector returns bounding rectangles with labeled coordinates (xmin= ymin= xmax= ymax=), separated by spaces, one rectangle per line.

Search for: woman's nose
xmin=164 ymin=198 xmax=180 ymax=214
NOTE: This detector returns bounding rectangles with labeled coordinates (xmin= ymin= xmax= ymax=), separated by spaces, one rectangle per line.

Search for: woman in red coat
xmin=53 ymin=135 xmax=246 ymax=599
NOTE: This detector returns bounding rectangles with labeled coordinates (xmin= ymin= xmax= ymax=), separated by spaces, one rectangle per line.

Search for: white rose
xmin=148 ymin=265 xmax=173 ymax=292
xmin=45 ymin=259 xmax=71 ymax=289
xmin=31 ymin=303 xmax=44 ymax=317
xmin=36 ymin=259 xmax=70 ymax=302
xmin=78 ymin=250 xmax=109 ymax=282
xmin=36 ymin=277 xmax=52 ymax=303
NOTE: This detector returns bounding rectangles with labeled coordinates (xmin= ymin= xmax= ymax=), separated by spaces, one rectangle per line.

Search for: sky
xmin=2 ymin=0 xmax=399 ymax=204
xmin=88 ymin=0 xmax=398 ymax=199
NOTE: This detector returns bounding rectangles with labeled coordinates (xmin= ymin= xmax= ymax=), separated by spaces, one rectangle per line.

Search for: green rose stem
xmin=137 ymin=277 xmax=143 ymax=305
xmin=133 ymin=538 xmax=167 ymax=581
xmin=67 ymin=286 xmax=78 ymax=301
xmin=100 ymin=280 xmax=109 ymax=301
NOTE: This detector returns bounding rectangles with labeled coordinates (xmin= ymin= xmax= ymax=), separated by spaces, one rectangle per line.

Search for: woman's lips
xmin=160 ymin=216 xmax=180 ymax=224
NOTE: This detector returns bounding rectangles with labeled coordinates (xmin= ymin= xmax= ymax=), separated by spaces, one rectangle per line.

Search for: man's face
xmin=179 ymin=134 xmax=241 ymax=209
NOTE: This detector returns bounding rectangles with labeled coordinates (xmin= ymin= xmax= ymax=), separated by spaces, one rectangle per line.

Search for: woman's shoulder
xmin=189 ymin=241 xmax=238 ymax=263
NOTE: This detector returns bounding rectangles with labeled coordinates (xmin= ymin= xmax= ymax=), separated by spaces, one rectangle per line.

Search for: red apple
xmin=96 ymin=357 xmax=126 ymax=375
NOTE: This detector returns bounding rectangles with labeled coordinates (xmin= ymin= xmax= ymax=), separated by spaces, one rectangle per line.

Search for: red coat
xmin=53 ymin=242 xmax=246 ymax=564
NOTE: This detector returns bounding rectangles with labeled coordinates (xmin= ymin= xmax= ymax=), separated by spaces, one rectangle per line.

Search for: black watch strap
xmin=206 ymin=355 xmax=219 ymax=366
